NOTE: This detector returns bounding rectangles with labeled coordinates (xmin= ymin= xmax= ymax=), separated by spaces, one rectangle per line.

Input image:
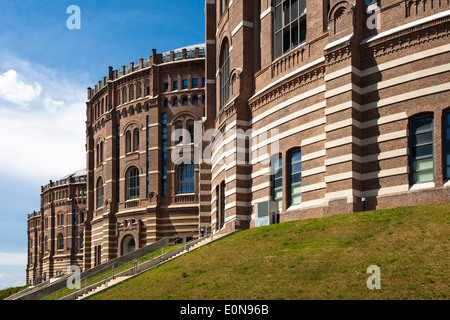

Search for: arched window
xmin=176 ymin=163 xmax=195 ymax=194
xmin=220 ymin=38 xmax=230 ymax=107
xmin=126 ymin=167 xmax=140 ymax=200
xmin=172 ymin=97 xmax=179 ymax=107
xmin=145 ymin=80 xmax=150 ymax=96
xmin=163 ymin=98 xmax=169 ymax=108
xmin=410 ymin=114 xmax=434 ymax=184
xmin=288 ymin=148 xmax=302 ymax=206
xmin=271 ymin=154 xmax=283 ymax=210
xmin=182 ymin=96 xmax=189 ymax=105
xmin=137 ymin=82 xmax=142 ymax=98
xmin=187 ymin=120 xmax=194 ymax=143
xmin=175 ymin=121 xmax=183 ymax=144
xmin=129 ymin=84 xmax=134 ymax=100
xmin=133 ymin=128 xmax=139 ymax=152
xmin=96 ymin=177 xmax=104 ymax=209
xmin=57 ymin=233 xmax=64 ymax=251
xmin=274 ymin=0 xmax=307 ymax=59
xmin=122 ymin=87 xmax=127 ymax=103
xmin=99 ymin=141 xmax=104 ymax=164
xmin=126 ymin=130 xmax=132 ymax=153
xmin=115 ymin=90 xmax=121 ymax=106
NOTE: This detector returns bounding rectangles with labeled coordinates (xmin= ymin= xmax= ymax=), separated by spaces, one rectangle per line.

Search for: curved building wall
xmin=206 ymin=0 xmax=450 ymax=232
xmin=85 ymin=45 xmax=206 ymax=267
xmin=26 ymin=171 xmax=87 ymax=285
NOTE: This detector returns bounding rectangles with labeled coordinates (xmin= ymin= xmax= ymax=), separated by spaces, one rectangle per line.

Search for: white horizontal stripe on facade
xmin=250 ymin=101 xmax=326 ymax=142
xmin=250 ymin=85 xmax=326 ymax=125
xmin=302 ymin=166 xmax=326 ymax=177
xmin=360 ymin=9 xmax=450 ymax=45
xmin=360 ymin=64 xmax=450 ymax=94
xmin=325 ymin=148 xmax=408 ymax=166
xmin=249 ymin=58 xmax=325 ymax=102
xmin=361 ymin=83 xmax=450 ymax=111
xmin=302 ymin=182 xmax=326 ymax=193
xmin=324 ymin=167 xmax=408 ymax=183
xmin=250 ymin=117 xmax=326 ymax=154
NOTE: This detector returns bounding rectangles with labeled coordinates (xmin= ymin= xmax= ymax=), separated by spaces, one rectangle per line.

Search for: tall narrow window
xmin=100 ymin=141 xmax=104 ymax=164
xmin=288 ymin=148 xmax=302 ymax=206
xmin=220 ymin=38 xmax=230 ymax=107
xmin=126 ymin=130 xmax=132 ymax=153
xmin=129 ymin=84 xmax=134 ymax=100
xmin=215 ymin=186 xmax=220 ymax=230
xmin=175 ymin=121 xmax=183 ymax=144
xmin=126 ymin=167 xmax=140 ymax=200
xmin=80 ymin=233 xmax=84 ymax=249
xmin=271 ymin=154 xmax=283 ymax=210
xmin=444 ymin=111 xmax=450 ymax=180
xmin=96 ymin=177 xmax=104 ymax=209
xmin=161 ymin=113 xmax=168 ymax=196
xmin=122 ymin=87 xmax=127 ymax=103
xmin=274 ymin=0 xmax=307 ymax=59
xmin=145 ymin=80 xmax=150 ymax=96
xmin=220 ymin=180 xmax=226 ymax=228
xmin=410 ymin=114 xmax=434 ymax=184
xmin=137 ymin=82 xmax=142 ymax=98
xmin=173 ymin=80 xmax=178 ymax=91
xmin=57 ymin=233 xmax=64 ymax=251
xmin=187 ymin=120 xmax=194 ymax=143
xmin=133 ymin=128 xmax=139 ymax=152
xmin=176 ymin=163 xmax=195 ymax=194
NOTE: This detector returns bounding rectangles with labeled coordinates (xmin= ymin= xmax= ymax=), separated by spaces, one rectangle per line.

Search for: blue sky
xmin=0 ymin=0 xmax=205 ymax=289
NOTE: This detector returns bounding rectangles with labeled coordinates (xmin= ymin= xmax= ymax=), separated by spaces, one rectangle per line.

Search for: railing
xmin=44 ymin=223 xmax=215 ymax=300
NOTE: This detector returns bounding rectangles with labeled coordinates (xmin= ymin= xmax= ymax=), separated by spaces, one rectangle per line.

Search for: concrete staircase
xmin=68 ymin=230 xmax=235 ymax=300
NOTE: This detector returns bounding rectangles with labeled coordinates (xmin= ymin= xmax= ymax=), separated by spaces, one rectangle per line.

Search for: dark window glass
xmin=410 ymin=114 xmax=434 ymax=184
xmin=274 ymin=0 xmax=307 ymax=59
xmin=126 ymin=167 xmax=140 ymax=200
xmin=271 ymin=154 xmax=283 ymax=210
xmin=176 ymin=163 xmax=195 ymax=194
xmin=288 ymin=148 xmax=301 ymax=206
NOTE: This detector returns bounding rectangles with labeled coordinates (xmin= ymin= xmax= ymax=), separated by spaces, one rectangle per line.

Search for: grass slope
xmin=90 ymin=203 xmax=449 ymax=300
xmin=0 ymin=285 xmax=29 ymax=300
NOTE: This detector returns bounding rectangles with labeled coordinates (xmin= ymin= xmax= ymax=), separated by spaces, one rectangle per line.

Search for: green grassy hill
xmin=90 ymin=203 xmax=449 ymax=300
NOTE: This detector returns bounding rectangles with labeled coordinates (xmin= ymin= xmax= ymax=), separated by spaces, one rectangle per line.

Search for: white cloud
xmin=0 ymin=69 xmax=42 ymax=107
xmin=0 ymin=57 xmax=87 ymax=183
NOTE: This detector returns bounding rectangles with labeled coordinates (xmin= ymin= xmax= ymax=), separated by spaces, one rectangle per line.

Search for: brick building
xmin=205 ymin=0 xmax=450 ymax=232
xmin=27 ymin=0 xmax=450 ymax=284
xmin=26 ymin=170 xmax=87 ymax=285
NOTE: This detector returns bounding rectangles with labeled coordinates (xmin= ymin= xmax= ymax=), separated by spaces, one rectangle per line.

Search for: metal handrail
xmin=48 ymin=223 xmax=214 ymax=300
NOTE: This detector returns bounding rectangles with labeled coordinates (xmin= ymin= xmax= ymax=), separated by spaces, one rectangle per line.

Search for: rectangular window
xmin=274 ymin=0 xmax=307 ymax=59
xmin=173 ymin=81 xmax=178 ymax=91
xmin=192 ymin=78 xmax=198 ymax=88
xmin=445 ymin=111 xmax=450 ymax=180
xmin=288 ymin=149 xmax=302 ymax=206
xmin=410 ymin=115 xmax=434 ymax=184
xmin=163 ymin=82 xmax=169 ymax=92
xmin=271 ymin=155 xmax=283 ymax=210
xmin=182 ymin=79 xmax=188 ymax=90
xmin=161 ymin=113 xmax=168 ymax=196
